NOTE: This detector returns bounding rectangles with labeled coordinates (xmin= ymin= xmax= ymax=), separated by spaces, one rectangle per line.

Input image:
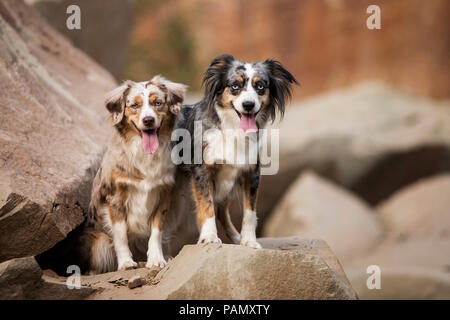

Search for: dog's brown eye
xmin=131 ymin=103 xmax=139 ymax=109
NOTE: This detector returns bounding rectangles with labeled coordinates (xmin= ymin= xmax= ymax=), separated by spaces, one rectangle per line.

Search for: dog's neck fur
xmin=214 ymin=104 xmax=240 ymax=130
xmin=109 ymin=128 xmax=176 ymax=188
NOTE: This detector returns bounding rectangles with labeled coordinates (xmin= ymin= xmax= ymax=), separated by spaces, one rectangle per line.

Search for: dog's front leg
xmin=146 ymin=189 xmax=169 ymax=268
xmin=191 ymin=166 xmax=221 ymax=244
xmin=240 ymin=164 xmax=262 ymax=249
xmin=109 ymin=200 xmax=137 ymax=270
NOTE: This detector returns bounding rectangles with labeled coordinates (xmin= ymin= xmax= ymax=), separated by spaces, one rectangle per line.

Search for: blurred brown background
xmin=28 ymin=0 xmax=450 ymax=99
xmin=17 ymin=0 xmax=450 ymax=299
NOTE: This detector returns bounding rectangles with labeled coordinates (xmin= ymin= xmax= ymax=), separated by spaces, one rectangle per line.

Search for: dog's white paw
xmin=118 ymin=259 xmax=137 ymax=271
xmin=241 ymin=238 xmax=262 ymax=249
xmin=146 ymin=254 xmax=167 ymax=269
xmin=198 ymin=233 xmax=222 ymax=245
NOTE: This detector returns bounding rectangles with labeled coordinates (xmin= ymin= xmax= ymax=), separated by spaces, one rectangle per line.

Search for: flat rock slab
xmin=87 ymin=238 xmax=357 ymax=300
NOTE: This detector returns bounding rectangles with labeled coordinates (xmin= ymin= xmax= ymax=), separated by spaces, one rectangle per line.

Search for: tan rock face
xmin=153 ymin=243 xmax=357 ymax=300
xmin=264 ymin=171 xmax=383 ymax=265
xmin=87 ymin=239 xmax=357 ymax=300
xmin=0 ymin=0 xmax=116 ymax=262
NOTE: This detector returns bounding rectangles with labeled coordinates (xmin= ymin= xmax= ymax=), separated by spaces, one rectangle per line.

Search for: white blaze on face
xmin=234 ymin=64 xmax=260 ymax=133
xmin=130 ymin=82 xmax=164 ymax=155
xmin=138 ymin=84 xmax=159 ymax=129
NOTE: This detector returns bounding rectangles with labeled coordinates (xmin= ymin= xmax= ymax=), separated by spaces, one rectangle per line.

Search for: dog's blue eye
xmin=257 ymin=84 xmax=264 ymax=90
xmin=231 ymin=85 xmax=239 ymax=90
xmin=155 ymin=101 xmax=162 ymax=106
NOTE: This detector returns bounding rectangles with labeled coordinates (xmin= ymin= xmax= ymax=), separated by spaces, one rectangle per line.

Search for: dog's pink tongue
xmin=239 ymin=114 xmax=258 ymax=133
xmin=142 ymin=131 xmax=159 ymax=154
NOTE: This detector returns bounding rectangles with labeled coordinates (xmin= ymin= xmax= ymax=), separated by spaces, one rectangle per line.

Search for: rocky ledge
xmin=0 ymin=238 xmax=358 ymax=300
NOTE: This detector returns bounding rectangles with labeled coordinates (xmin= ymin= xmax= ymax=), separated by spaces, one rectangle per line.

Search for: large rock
xmin=257 ymin=83 xmax=450 ymax=232
xmin=377 ymin=174 xmax=450 ymax=241
xmin=85 ymin=238 xmax=357 ymax=300
xmin=349 ymin=268 xmax=450 ymax=300
xmin=264 ymin=171 xmax=383 ymax=265
xmin=345 ymin=238 xmax=450 ymax=299
xmin=0 ymin=256 xmax=94 ymax=299
xmin=0 ymin=0 xmax=116 ymax=262
xmin=343 ymin=175 xmax=450 ymax=299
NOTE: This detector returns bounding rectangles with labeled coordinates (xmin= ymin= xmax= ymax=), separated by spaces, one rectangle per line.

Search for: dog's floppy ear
xmin=105 ymin=81 xmax=131 ymax=125
xmin=151 ymin=75 xmax=187 ymax=115
xmin=203 ymin=54 xmax=235 ymax=106
xmin=264 ymin=59 xmax=298 ymax=121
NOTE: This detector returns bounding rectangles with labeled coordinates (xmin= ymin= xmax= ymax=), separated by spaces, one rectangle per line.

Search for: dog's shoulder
xmin=176 ymin=102 xmax=201 ymax=130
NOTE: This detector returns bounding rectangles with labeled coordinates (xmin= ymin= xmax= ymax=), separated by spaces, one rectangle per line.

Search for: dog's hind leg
xmin=191 ymin=167 xmax=221 ymax=244
xmin=240 ymin=164 xmax=262 ymax=249
xmin=217 ymin=199 xmax=241 ymax=244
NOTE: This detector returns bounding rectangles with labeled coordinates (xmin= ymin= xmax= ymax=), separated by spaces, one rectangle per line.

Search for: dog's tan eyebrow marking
xmin=133 ymin=95 xmax=143 ymax=105
xmin=149 ymin=93 xmax=161 ymax=103
xmin=252 ymin=76 xmax=261 ymax=84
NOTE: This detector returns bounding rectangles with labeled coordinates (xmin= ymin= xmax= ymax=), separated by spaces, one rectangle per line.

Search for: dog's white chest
xmin=125 ymin=138 xmax=175 ymax=236
xmin=213 ymin=165 xmax=240 ymax=202
xmin=126 ymin=184 xmax=159 ymax=236
xmin=204 ymin=108 xmax=259 ymax=170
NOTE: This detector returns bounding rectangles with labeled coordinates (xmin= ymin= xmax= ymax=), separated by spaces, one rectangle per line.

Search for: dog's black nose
xmin=242 ymin=101 xmax=255 ymax=112
xmin=143 ymin=116 xmax=155 ymax=127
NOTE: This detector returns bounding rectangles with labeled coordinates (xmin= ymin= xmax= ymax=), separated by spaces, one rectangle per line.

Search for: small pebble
xmin=128 ymin=275 xmax=146 ymax=289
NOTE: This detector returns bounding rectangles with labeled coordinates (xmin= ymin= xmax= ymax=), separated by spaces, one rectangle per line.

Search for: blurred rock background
xmin=9 ymin=0 xmax=450 ymax=299
xmin=27 ymin=0 xmax=450 ymax=99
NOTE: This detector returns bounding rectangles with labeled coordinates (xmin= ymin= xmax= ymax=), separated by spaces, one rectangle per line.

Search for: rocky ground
xmin=0 ymin=0 xmax=449 ymax=300
xmin=1 ymin=238 xmax=357 ymax=300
